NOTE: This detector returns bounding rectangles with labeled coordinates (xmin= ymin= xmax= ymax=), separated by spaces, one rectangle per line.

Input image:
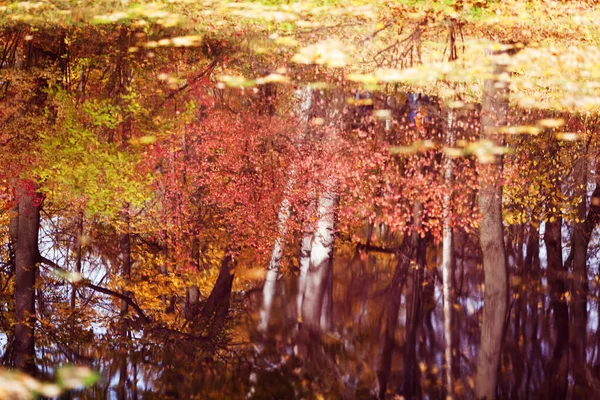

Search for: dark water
xmin=3 ymin=215 xmax=600 ymax=397
xmin=5 ymin=221 xmax=600 ymax=399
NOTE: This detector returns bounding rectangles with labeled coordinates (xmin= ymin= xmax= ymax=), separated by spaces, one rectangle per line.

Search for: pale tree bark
xmin=13 ymin=182 xmax=42 ymax=375
xmin=258 ymin=194 xmax=293 ymax=332
xmin=298 ymin=88 xmax=345 ymax=332
xmin=475 ymin=51 xmax=510 ymax=400
xmin=296 ymin=194 xmax=316 ymax=323
xmin=319 ymin=251 xmax=334 ymax=332
xmin=301 ymin=184 xmax=338 ymax=331
xmin=70 ymin=213 xmax=84 ymax=310
xmin=258 ymin=85 xmax=313 ymax=332
xmin=442 ymin=107 xmax=456 ymax=398
xmin=118 ymin=209 xmax=132 ymax=400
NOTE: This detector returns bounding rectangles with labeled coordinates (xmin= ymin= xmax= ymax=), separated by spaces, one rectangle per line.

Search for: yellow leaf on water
xmin=537 ymin=118 xmax=565 ymax=128
xmin=555 ymin=132 xmax=582 ymax=141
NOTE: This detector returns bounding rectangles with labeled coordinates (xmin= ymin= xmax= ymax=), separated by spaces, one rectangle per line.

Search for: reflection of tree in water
xmin=4 ymin=99 xmax=600 ymax=400
xmin=4 ymin=13 xmax=600 ymax=399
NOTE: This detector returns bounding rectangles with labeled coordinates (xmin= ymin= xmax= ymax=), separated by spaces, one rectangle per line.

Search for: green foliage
xmin=35 ymin=89 xmax=152 ymax=217
xmin=82 ymin=99 xmax=123 ymax=129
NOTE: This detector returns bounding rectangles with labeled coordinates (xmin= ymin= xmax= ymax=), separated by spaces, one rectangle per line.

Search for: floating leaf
xmin=255 ymin=73 xmax=289 ymax=85
xmin=443 ymin=147 xmax=464 ymax=158
xmin=219 ymin=75 xmax=255 ymax=88
xmin=347 ymin=73 xmax=378 ymax=84
xmin=390 ymin=145 xmax=417 ymax=155
xmin=492 ymin=125 xmax=541 ymax=135
xmin=171 ymin=35 xmax=203 ymax=47
xmin=346 ymin=97 xmax=373 ymax=106
xmin=537 ymin=118 xmax=565 ymax=128
xmin=292 ymin=40 xmax=350 ymax=68
xmin=555 ymin=132 xmax=583 ymax=141
xmin=274 ymin=36 xmax=299 ymax=47
xmin=372 ymin=109 xmax=391 ymax=120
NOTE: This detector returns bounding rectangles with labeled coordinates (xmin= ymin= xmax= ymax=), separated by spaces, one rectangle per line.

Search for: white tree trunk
xmin=301 ymin=184 xmax=338 ymax=331
xmin=258 ymin=86 xmax=312 ymax=332
xmin=258 ymin=194 xmax=293 ymax=331
xmin=297 ymin=89 xmax=344 ymax=332
xmin=442 ymin=107 xmax=455 ymax=398
xmin=296 ymin=194 xmax=316 ymax=323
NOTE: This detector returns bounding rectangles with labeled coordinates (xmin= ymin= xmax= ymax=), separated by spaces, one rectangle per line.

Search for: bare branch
xmin=38 ymin=255 xmax=151 ymax=324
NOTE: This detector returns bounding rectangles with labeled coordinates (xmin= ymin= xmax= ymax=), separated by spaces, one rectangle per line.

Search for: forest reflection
xmin=4 ymin=94 xmax=600 ymax=399
xmin=4 ymin=4 xmax=600 ymax=399
xmin=3 ymin=76 xmax=600 ymax=400
xmin=15 ymin=227 xmax=600 ymax=399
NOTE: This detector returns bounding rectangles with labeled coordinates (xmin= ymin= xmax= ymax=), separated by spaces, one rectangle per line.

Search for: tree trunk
xmin=475 ymin=52 xmax=509 ymax=400
xmin=571 ymin=153 xmax=591 ymax=395
xmin=319 ymin=252 xmax=334 ymax=332
xmin=377 ymin=253 xmax=410 ymax=399
xmin=301 ymin=186 xmax=338 ymax=331
xmin=259 ymin=85 xmax=313 ymax=332
xmin=298 ymin=86 xmax=344 ymax=332
xmin=71 ymin=213 xmax=84 ymax=310
xmin=442 ymin=106 xmax=456 ymax=398
xmin=199 ymin=254 xmax=235 ymax=339
xmin=544 ymin=216 xmax=569 ymax=399
xmin=296 ymin=225 xmax=313 ymax=324
xmin=185 ymin=285 xmax=201 ymax=320
xmin=258 ymin=194 xmax=293 ymax=332
xmin=571 ymin=173 xmax=600 ymax=396
xmin=403 ymin=237 xmax=426 ymax=399
xmin=118 ymin=209 xmax=132 ymax=400
xmin=13 ymin=181 xmax=42 ymax=375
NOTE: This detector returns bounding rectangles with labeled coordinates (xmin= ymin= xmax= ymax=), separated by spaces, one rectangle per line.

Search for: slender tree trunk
xmin=298 ymin=86 xmax=345 ymax=332
xmin=13 ymin=182 xmax=41 ymax=375
xmin=544 ymin=216 xmax=569 ymax=399
xmin=376 ymin=250 xmax=410 ymax=400
xmin=184 ymin=236 xmax=201 ymax=318
xmin=376 ymin=201 xmax=423 ymax=399
xmin=296 ymin=225 xmax=314 ymax=324
xmin=475 ymin=52 xmax=509 ymax=400
xmin=118 ymin=209 xmax=131 ymax=400
xmin=259 ymin=85 xmax=313 ymax=331
xmin=319 ymin=251 xmax=334 ymax=331
xmin=259 ymin=194 xmax=293 ymax=332
xmin=185 ymin=285 xmax=200 ymax=319
xmin=442 ymin=106 xmax=456 ymax=398
xmin=512 ymin=221 xmax=540 ymax=398
xmin=571 ymin=175 xmax=600 ymax=396
xmin=301 ymin=185 xmax=338 ymax=331
xmin=572 ymin=152 xmax=591 ymax=395
xmin=71 ymin=213 xmax=83 ymax=309
xmin=403 ymin=232 xmax=426 ymax=399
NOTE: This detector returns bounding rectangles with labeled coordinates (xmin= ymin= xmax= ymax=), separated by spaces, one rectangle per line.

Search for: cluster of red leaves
xmin=141 ymin=111 xmax=299 ymax=270
xmin=338 ymin=116 xmax=480 ymax=244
